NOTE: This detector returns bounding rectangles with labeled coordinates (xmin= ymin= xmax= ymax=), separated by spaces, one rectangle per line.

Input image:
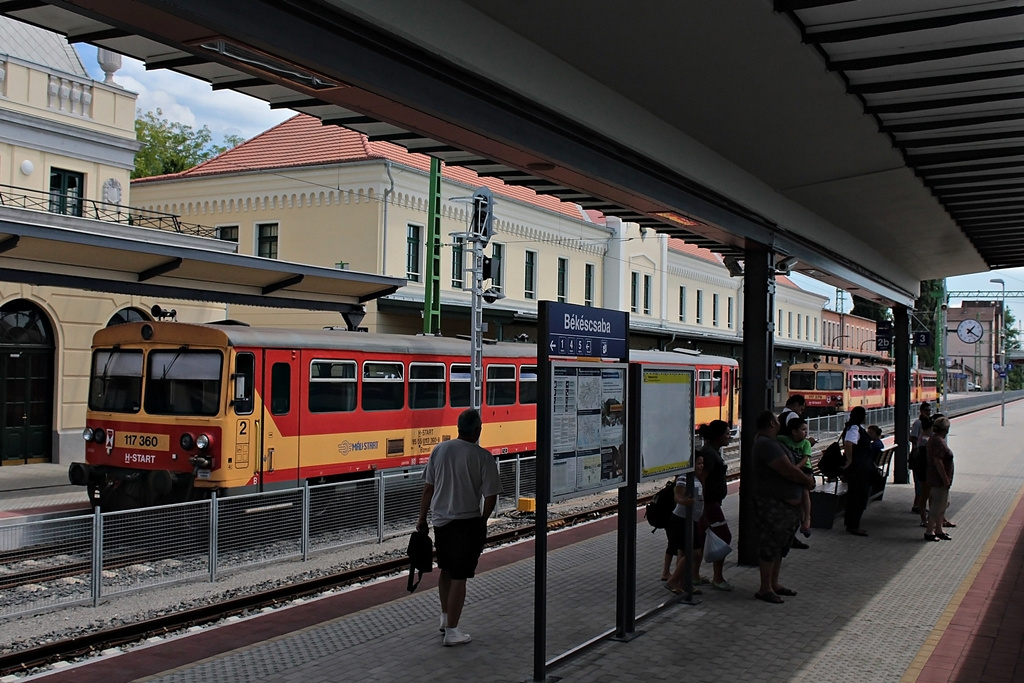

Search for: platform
xmin=18 ymin=401 xmax=1024 ymax=682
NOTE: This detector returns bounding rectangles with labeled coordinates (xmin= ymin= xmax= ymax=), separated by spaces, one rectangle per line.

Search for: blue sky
xmin=75 ymin=44 xmax=1020 ymax=324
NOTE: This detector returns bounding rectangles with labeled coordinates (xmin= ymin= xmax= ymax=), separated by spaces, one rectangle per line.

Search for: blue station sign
xmin=546 ymin=302 xmax=628 ymax=361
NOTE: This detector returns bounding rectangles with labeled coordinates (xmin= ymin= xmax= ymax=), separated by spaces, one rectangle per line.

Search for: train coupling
xmin=189 ymin=455 xmax=213 ymax=469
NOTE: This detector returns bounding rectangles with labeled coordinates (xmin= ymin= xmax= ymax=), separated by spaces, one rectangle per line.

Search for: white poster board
xmin=639 ymin=364 xmax=695 ymax=479
xmin=550 ymin=361 xmax=627 ymax=502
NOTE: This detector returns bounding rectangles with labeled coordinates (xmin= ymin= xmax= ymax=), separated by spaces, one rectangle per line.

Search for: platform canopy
xmin=3 ymin=0 xmax=1020 ymax=306
xmin=0 ymin=208 xmax=403 ymax=314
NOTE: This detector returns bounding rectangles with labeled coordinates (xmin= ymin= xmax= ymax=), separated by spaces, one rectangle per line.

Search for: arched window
xmin=107 ymin=307 xmax=151 ymax=327
xmin=0 ymin=300 xmax=54 ymax=347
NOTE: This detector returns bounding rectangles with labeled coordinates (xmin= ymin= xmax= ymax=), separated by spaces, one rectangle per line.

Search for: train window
xmin=520 ymin=365 xmax=537 ymax=405
xmin=790 ymin=371 xmax=814 ymax=391
xmin=144 ymin=350 xmax=223 ymax=416
xmin=816 ymin=371 xmax=844 ymax=391
xmin=309 ymin=359 xmax=357 ymax=413
xmin=270 ymin=363 xmax=291 ymax=415
xmin=486 ymin=365 xmax=516 ymax=406
xmin=233 ymin=352 xmax=254 ymax=415
xmin=450 ymin=363 xmax=471 ymax=407
xmin=697 ymin=370 xmax=712 ymax=397
xmin=88 ymin=348 xmax=143 ymax=413
xmin=362 ymin=361 xmax=404 ymax=411
xmin=410 ymin=363 xmax=446 ymax=409
xmin=712 ymin=370 xmax=722 ymax=397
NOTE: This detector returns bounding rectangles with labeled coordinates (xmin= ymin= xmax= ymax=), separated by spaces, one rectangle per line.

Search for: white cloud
xmin=76 ymin=44 xmax=291 ymax=144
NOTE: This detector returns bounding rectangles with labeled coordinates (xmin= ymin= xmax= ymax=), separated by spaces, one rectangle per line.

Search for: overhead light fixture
xmin=724 ymin=256 xmax=744 ymax=277
xmin=195 ymin=38 xmax=344 ymax=91
xmin=653 ymin=211 xmax=700 ymax=228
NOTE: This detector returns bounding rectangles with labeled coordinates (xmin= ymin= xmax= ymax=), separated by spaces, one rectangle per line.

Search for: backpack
xmin=817 ymin=437 xmax=846 ymax=480
xmin=645 ymin=479 xmax=678 ymax=532
xmin=406 ymin=529 xmax=433 ymax=592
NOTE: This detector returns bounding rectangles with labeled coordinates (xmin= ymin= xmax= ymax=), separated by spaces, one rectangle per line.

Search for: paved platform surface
xmin=0 ymin=463 xmax=85 ymax=516
xmin=22 ymin=401 xmax=1024 ymax=682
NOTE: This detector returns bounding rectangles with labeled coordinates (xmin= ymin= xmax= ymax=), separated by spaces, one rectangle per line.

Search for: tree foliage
xmin=1003 ymin=307 xmax=1023 ymax=390
xmin=132 ymin=109 xmax=243 ymax=179
xmin=850 ymin=294 xmax=890 ymax=323
xmin=913 ymin=279 xmax=944 ymax=370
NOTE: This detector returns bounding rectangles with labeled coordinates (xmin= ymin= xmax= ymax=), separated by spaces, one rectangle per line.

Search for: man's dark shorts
xmin=434 ymin=517 xmax=486 ymax=580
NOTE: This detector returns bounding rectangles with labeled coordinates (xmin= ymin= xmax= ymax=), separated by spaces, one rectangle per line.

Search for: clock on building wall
xmin=956 ymin=319 xmax=984 ymax=344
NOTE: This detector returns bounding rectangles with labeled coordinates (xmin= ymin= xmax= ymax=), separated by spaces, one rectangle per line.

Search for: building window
xmin=451 ymin=236 xmax=465 ymax=289
xmin=814 ymin=317 xmax=818 ymax=342
xmin=679 ymin=286 xmax=687 ymax=322
xmin=788 ymin=311 xmax=794 ymax=338
xmin=257 ymin=222 xmax=278 ymax=259
xmin=525 ymin=250 xmax=537 ymax=300
xmin=696 ymin=290 xmax=704 ymax=324
xmin=797 ymin=314 xmax=802 ymax=339
xmin=217 ymin=225 xmax=239 ymax=242
xmin=630 ymin=272 xmax=639 ymax=313
xmin=712 ymin=293 xmax=720 ymax=327
xmin=584 ymin=263 xmax=595 ymax=307
xmin=643 ymin=274 xmax=652 ymax=315
xmin=406 ymin=224 xmax=421 ymax=281
xmin=728 ymin=297 xmax=734 ymax=329
xmin=805 ymin=315 xmax=810 ymax=340
xmin=490 ymin=243 xmax=504 ymax=292
xmin=557 ymin=257 xmax=569 ymax=303
xmin=49 ymin=168 xmax=84 ymax=216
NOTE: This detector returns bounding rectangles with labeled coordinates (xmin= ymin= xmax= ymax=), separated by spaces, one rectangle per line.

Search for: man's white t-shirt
xmin=423 ymin=437 xmax=502 ymax=527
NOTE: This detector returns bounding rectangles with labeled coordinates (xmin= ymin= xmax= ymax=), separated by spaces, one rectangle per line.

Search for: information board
xmin=546 ymin=301 xmax=628 ymax=360
xmin=550 ymin=361 xmax=627 ymax=501
xmin=639 ymin=365 xmax=695 ymax=479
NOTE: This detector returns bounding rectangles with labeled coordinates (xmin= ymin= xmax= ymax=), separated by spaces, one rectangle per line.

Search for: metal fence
xmin=2 ymin=392 xmax=1020 ymax=619
xmin=0 ymin=453 xmax=537 ymax=619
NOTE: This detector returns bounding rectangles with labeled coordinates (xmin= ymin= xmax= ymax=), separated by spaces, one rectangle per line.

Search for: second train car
xmin=786 ymin=360 xmax=938 ymax=416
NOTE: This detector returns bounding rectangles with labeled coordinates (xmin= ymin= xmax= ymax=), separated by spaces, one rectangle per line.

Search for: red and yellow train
xmin=70 ymin=321 xmax=739 ymax=509
xmin=787 ymin=361 xmax=937 ymax=416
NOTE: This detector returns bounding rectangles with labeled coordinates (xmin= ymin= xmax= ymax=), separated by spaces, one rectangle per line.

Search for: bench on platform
xmin=809 ymin=437 xmax=896 ymax=530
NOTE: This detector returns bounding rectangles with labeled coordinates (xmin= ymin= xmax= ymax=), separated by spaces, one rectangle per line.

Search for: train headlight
xmin=82 ymin=427 xmax=94 ymax=441
xmin=196 ymin=434 xmax=210 ymax=450
xmin=93 ymin=427 xmax=106 ymax=443
xmin=180 ymin=433 xmax=195 ymax=450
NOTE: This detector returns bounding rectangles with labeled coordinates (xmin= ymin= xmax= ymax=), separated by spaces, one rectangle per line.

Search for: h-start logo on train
xmin=338 ymin=440 xmax=379 ymax=455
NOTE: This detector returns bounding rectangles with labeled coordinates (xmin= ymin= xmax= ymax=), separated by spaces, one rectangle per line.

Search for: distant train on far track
xmin=787 ymin=360 xmax=937 ymax=416
xmin=69 ymin=321 xmax=739 ymax=510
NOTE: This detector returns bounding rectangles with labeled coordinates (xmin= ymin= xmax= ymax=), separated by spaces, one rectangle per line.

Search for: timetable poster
xmin=551 ymin=362 xmax=627 ymax=501
xmin=639 ymin=366 xmax=695 ymax=479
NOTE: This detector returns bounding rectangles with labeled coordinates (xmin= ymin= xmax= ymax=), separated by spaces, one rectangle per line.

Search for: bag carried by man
xmin=645 ymin=479 xmax=677 ymax=532
xmin=406 ymin=529 xmax=433 ymax=592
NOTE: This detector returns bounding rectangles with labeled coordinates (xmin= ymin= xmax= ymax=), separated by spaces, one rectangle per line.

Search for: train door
xmin=260 ymin=349 xmax=300 ymax=490
xmin=727 ymin=367 xmax=738 ymax=426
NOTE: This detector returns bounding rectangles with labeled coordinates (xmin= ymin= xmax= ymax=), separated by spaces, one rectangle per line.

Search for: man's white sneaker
xmin=439 ymin=613 xmax=447 ymax=633
xmin=443 ymin=627 xmax=472 ymax=646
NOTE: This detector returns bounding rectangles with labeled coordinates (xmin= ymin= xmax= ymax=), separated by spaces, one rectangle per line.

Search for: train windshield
xmin=816 ymin=371 xmax=845 ymax=391
xmin=89 ymin=349 xmax=143 ymax=413
xmin=789 ymin=371 xmax=815 ymax=391
xmin=144 ymin=350 xmax=223 ymax=416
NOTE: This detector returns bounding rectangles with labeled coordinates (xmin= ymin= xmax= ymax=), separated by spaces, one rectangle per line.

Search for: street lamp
xmin=860 ymin=338 xmax=876 ymax=350
xmin=991 ymin=278 xmax=1005 ymax=427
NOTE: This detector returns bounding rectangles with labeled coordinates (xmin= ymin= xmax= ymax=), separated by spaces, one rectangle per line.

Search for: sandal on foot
xmin=754 ymin=591 xmax=784 ymax=604
xmin=774 ymin=587 xmax=797 ymax=597
xmin=943 ymin=521 xmax=957 ymax=528
xmin=665 ymin=583 xmax=685 ymax=595
xmin=924 ymin=534 xmax=941 ymax=542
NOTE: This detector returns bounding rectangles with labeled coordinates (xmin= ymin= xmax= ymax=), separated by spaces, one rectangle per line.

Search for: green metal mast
xmin=423 ymin=157 xmax=442 ymax=335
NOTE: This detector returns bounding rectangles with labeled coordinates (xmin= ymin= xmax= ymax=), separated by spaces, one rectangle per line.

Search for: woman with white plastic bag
xmin=697 ymin=420 xmax=734 ymax=591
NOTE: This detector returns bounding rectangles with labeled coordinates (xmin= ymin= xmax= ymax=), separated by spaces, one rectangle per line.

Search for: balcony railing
xmin=0 ymin=183 xmax=217 ymax=239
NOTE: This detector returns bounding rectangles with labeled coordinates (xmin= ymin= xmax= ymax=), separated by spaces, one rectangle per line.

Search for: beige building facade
xmin=0 ymin=19 xmax=225 ymax=465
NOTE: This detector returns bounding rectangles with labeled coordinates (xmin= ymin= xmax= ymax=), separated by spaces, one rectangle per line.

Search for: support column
xmin=893 ymin=305 xmax=911 ymax=485
xmin=422 ymin=157 xmax=442 ymax=335
xmin=738 ymin=243 xmax=774 ymax=566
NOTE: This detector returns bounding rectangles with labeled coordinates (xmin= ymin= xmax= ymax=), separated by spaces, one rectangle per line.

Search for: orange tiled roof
xmin=667 ymin=238 xmax=723 ymax=266
xmin=134 ymin=114 xmax=584 ymax=220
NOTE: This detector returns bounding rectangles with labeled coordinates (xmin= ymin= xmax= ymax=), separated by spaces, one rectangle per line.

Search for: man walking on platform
xmin=417 ymin=408 xmax=502 ymax=646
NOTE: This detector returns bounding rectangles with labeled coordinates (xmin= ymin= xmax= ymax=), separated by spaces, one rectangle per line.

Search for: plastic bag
xmin=703 ymin=528 xmax=732 ymax=564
